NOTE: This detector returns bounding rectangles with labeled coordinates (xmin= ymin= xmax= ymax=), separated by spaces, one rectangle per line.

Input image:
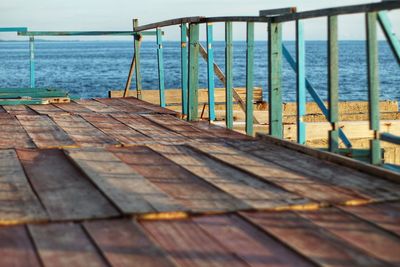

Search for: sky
xmin=0 ymin=0 xmax=399 ymax=41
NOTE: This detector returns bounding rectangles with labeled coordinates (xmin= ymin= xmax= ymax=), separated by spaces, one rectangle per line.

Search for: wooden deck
xmin=1 ymin=97 xmax=400 ymax=266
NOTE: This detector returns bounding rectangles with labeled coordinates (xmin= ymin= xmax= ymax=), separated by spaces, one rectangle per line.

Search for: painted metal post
xmin=187 ymin=23 xmax=200 ymax=121
xmin=366 ymin=12 xmax=381 ymax=165
xmin=156 ymin=27 xmax=165 ymax=107
xmin=206 ymin=23 xmax=216 ymax=121
xmin=246 ymin=22 xmax=254 ymax=136
xmin=225 ymin=22 xmax=233 ymax=129
xmin=133 ymin=19 xmax=143 ymax=100
xmin=268 ymin=22 xmax=283 ymax=138
xmin=378 ymin=11 xmax=400 ymax=65
xmin=282 ymin=45 xmax=352 ymax=148
xmin=181 ymin=23 xmax=188 ymax=116
xmin=296 ymin=20 xmax=306 ymax=145
xmin=29 ymin=36 xmax=35 ymax=88
xmin=328 ymin=16 xmax=339 ymax=153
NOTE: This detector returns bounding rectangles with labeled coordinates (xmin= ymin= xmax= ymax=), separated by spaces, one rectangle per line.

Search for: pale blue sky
xmin=1 ymin=0 xmax=399 ymax=40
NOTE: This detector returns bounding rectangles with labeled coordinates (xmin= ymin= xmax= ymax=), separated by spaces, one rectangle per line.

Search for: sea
xmin=0 ymin=40 xmax=399 ymax=103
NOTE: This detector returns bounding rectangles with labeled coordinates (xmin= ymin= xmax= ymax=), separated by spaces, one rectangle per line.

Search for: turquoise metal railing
xmin=132 ymin=2 xmax=400 ymax=167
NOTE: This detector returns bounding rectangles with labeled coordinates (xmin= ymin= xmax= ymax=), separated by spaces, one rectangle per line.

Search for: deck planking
xmin=65 ymin=148 xmax=187 ymax=215
xmin=84 ymin=219 xmax=177 ymax=267
xmin=190 ymin=143 xmax=367 ymax=205
xmin=0 ymin=114 xmax=35 ymax=149
xmin=0 ymin=98 xmax=399 ymax=266
xmin=109 ymin=146 xmax=248 ymax=213
xmin=29 ymin=223 xmax=108 ymax=267
xmin=16 ymin=115 xmax=76 ymax=148
xmin=17 ymin=149 xmax=119 ymax=221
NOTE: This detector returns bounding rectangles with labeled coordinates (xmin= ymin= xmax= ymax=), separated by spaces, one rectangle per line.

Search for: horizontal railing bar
xmin=18 ymin=31 xmax=158 ymax=36
xmin=271 ymin=2 xmax=400 ymax=23
xmin=381 ymin=132 xmax=400 ymax=145
xmin=135 ymin=16 xmax=203 ymax=32
xmin=0 ymin=27 xmax=27 ymax=32
xmin=201 ymin=16 xmax=269 ymax=23
xmin=259 ymin=7 xmax=297 ymax=17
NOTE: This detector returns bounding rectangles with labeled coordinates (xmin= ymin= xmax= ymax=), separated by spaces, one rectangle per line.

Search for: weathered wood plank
xmin=190 ymin=143 xmax=366 ymax=205
xmin=194 ymin=214 xmax=314 ymax=267
xmin=297 ymin=208 xmax=400 ymax=265
xmin=81 ymin=114 xmax=152 ymax=145
xmin=84 ymin=219 xmax=177 ymax=267
xmin=109 ymin=146 xmax=246 ymax=213
xmin=28 ymin=104 xmax=68 ymax=115
xmin=51 ymin=115 xmax=119 ymax=147
xmin=29 ymin=223 xmax=107 ymax=267
xmin=0 ymin=225 xmax=41 ymax=267
xmin=241 ymin=211 xmax=387 ymax=267
xmin=141 ymin=219 xmax=249 ymax=267
xmin=0 ymin=149 xmax=47 ymax=224
xmin=110 ymin=87 xmax=264 ymax=106
xmin=65 ymin=148 xmax=186 ymax=215
xmin=192 ymin=120 xmax=254 ymax=140
xmin=120 ymin=97 xmax=178 ymax=115
xmin=143 ymin=114 xmax=215 ymax=139
xmin=54 ymin=102 xmax=94 ymax=114
xmin=3 ymin=104 xmax=37 ymax=115
xmin=149 ymin=144 xmax=314 ymax=210
xmin=73 ymin=99 xmax=122 ymax=113
xmin=111 ymin=114 xmax=187 ymax=144
xmin=229 ymin=140 xmax=400 ymax=202
xmin=16 ymin=115 xmax=76 ymax=148
xmin=0 ymin=114 xmax=35 ymax=149
xmin=340 ymin=202 xmax=400 ymax=236
xmin=96 ymin=98 xmax=152 ymax=114
xmin=18 ymin=149 xmax=119 ymax=221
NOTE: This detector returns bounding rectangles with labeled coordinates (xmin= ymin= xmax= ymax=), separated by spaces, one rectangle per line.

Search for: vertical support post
xmin=133 ymin=19 xmax=142 ymax=100
xmin=296 ymin=20 xmax=306 ymax=145
xmin=366 ymin=12 xmax=381 ymax=165
xmin=246 ymin=22 xmax=254 ymax=136
xmin=29 ymin=36 xmax=35 ymax=89
xmin=187 ymin=23 xmax=200 ymax=121
xmin=206 ymin=23 xmax=215 ymax=121
xmin=328 ymin=16 xmax=339 ymax=153
xmin=156 ymin=27 xmax=165 ymax=107
xmin=268 ymin=22 xmax=283 ymax=138
xmin=225 ymin=22 xmax=233 ymax=129
xmin=181 ymin=23 xmax=188 ymax=116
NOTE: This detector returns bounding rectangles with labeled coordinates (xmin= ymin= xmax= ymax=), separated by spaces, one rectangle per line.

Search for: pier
xmin=1 ymin=2 xmax=400 ymax=266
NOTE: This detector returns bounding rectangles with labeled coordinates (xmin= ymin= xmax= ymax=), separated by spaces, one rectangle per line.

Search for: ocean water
xmin=0 ymin=40 xmax=399 ymax=103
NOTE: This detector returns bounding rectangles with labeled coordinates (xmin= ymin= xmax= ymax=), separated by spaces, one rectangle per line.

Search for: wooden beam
xmin=296 ymin=20 xmax=306 ymax=145
xmin=259 ymin=7 xmax=297 ymax=16
xmin=134 ymin=16 xmax=203 ymax=32
xmin=271 ymin=1 xmax=400 ymax=23
xmin=246 ymin=22 xmax=254 ymax=136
